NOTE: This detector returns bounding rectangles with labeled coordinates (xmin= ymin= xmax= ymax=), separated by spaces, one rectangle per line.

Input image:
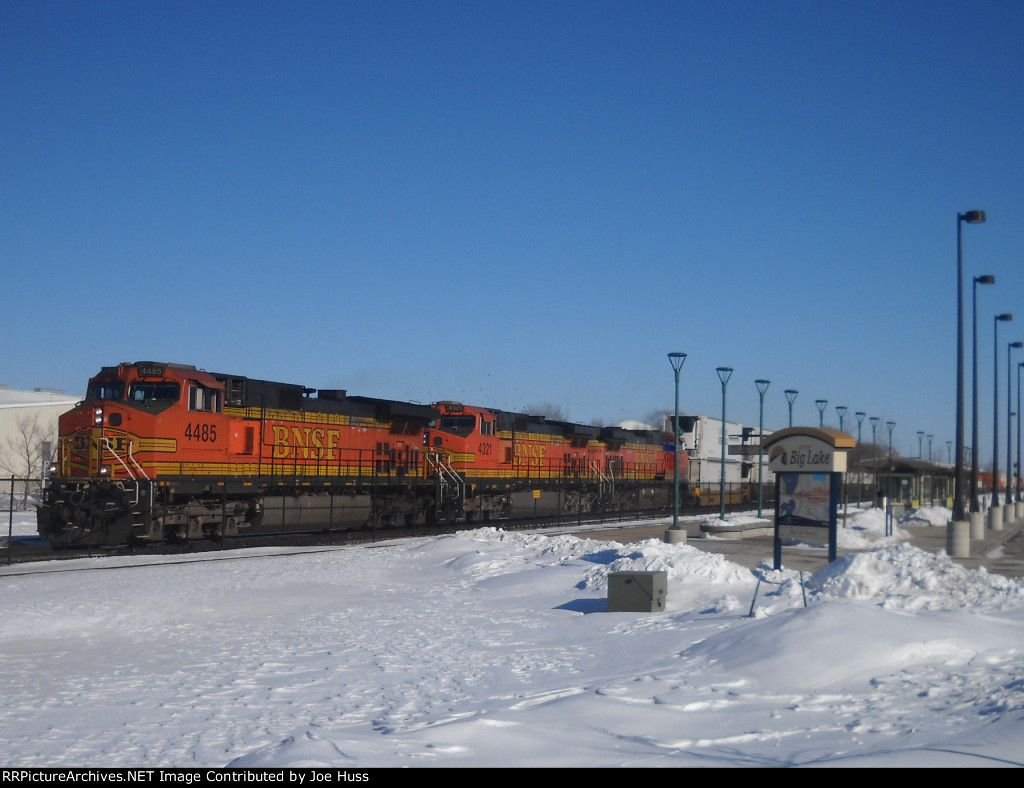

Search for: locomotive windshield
xmin=128 ymin=382 xmax=181 ymax=403
xmin=87 ymin=381 xmax=125 ymax=400
xmin=437 ymin=415 xmax=477 ymax=436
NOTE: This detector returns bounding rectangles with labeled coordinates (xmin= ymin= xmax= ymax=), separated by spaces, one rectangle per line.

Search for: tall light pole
xmin=667 ymin=352 xmax=687 ymax=534
xmin=1018 ymin=361 xmax=1023 ymax=505
xmin=836 ymin=405 xmax=848 ymax=433
xmin=785 ymin=389 xmax=798 ymax=427
xmin=918 ymin=431 xmax=925 ymax=459
xmin=1007 ymin=341 xmax=1022 ymax=506
xmin=971 ymin=274 xmax=995 ymax=514
xmin=886 ymin=421 xmax=896 ymax=502
xmin=870 ymin=417 xmax=880 ymax=505
xmin=993 ymin=313 xmax=1012 ymax=517
xmin=870 ymin=417 xmax=880 ymax=504
xmin=755 ymin=379 xmax=770 ymax=518
xmin=716 ymin=367 xmax=733 ymax=522
xmin=955 ymin=210 xmax=986 ymax=524
xmin=855 ymin=411 xmax=866 ymax=509
xmin=816 ymin=399 xmax=828 ymax=428
xmin=927 ymin=433 xmax=934 ymax=504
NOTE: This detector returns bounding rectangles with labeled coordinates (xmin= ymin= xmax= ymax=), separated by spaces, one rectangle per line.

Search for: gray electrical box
xmin=607 ymin=571 xmax=667 ymax=612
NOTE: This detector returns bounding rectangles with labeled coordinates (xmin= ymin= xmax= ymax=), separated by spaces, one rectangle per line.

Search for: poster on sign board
xmin=777 ymin=472 xmax=831 ymax=527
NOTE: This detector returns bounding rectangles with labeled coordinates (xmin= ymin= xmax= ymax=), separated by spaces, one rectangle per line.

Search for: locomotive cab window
xmin=87 ymin=381 xmax=125 ymax=400
xmin=189 ymin=385 xmax=222 ymax=413
xmin=128 ymin=382 xmax=180 ymax=403
xmin=437 ymin=415 xmax=476 ymax=436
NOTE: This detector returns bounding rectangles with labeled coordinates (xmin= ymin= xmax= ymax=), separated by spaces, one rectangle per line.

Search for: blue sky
xmin=3 ymin=0 xmax=1023 ymax=460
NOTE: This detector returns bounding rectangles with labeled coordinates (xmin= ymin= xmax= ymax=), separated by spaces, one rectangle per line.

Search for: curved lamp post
xmin=971 ymin=274 xmax=995 ymax=513
xmin=755 ymin=379 xmax=770 ymax=518
xmin=785 ymin=389 xmax=798 ymax=427
xmin=716 ymin=367 xmax=733 ymax=522
xmin=667 ymin=352 xmax=687 ymax=533
xmin=955 ymin=210 xmax=986 ymax=523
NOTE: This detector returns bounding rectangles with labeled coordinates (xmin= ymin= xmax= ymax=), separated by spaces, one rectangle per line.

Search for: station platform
xmin=571 ymin=516 xmax=1024 ymax=579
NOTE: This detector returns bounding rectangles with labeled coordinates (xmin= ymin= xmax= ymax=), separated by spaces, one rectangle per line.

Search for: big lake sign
xmin=761 ymin=427 xmax=855 ymax=569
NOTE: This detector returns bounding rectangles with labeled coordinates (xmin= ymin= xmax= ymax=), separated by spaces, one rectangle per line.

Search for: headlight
xmin=93 ymin=406 xmax=104 ymax=425
xmin=99 ymin=465 xmax=111 ymax=477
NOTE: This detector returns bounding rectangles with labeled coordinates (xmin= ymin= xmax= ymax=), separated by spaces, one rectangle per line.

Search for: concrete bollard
xmin=1004 ymin=505 xmax=1015 ymax=526
xmin=1017 ymin=501 xmax=1024 ymax=521
xmin=948 ymin=520 xmax=971 ymax=558
xmin=970 ymin=511 xmax=986 ymax=540
xmin=989 ymin=504 xmax=1003 ymax=531
xmin=664 ymin=528 xmax=687 ymax=545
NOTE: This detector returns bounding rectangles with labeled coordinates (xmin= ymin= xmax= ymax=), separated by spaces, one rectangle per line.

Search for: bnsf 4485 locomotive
xmin=38 ymin=362 xmax=686 ymax=546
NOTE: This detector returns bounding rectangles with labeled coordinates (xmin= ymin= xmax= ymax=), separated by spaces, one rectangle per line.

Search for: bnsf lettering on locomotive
xmin=513 ymin=443 xmax=546 ymax=466
xmin=272 ymin=425 xmax=343 ymax=460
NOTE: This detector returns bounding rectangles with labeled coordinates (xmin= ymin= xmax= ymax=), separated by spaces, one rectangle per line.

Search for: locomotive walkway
xmin=571 ymin=515 xmax=1024 ymax=580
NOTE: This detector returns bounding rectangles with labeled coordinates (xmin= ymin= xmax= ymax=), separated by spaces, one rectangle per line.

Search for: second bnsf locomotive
xmin=38 ymin=361 xmax=687 ymax=546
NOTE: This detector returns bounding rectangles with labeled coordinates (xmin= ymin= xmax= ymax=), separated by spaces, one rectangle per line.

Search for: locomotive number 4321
xmin=185 ymin=423 xmax=217 ymax=442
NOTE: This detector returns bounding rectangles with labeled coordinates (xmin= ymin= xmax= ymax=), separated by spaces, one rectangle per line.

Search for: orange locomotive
xmin=38 ymin=361 xmax=686 ymax=546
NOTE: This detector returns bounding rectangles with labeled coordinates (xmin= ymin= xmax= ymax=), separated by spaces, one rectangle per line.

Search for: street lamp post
xmin=855 ymin=411 xmax=866 ymax=509
xmin=836 ymin=405 xmax=848 ymax=433
xmin=1008 ymin=341 xmax=1022 ymax=509
xmin=918 ymin=431 xmax=925 ymax=459
xmin=816 ymin=399 xmax=828 ymax=428
xmin=667 ymin=353 xmax=687 ymax=536
xmin=755 ymin=379 xmax=770 ymax=518
xmin=991 ymin=313 xmax=1012 ymax=527
xmin=870 ymin=417 xmax=880 ymax=506
xmin=954 ymin=210 xmax=986 ymax=527
xmin=785 ymin=390 xmax=798 ymax=427
xmin=1018 ymin=361 xmax=1024 ymax=509
xmin=971 ymin=274 xmax=995 ymax=515
xmin=716 ymin=367 xmax=733 ymax=522
xmin=886 ymin=421 xmax=895 ymax=503
xmin=927 ymin=433 xmax=934 ymax=503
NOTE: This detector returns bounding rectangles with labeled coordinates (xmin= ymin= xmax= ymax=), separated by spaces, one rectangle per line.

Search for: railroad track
xmin=1 ymin=501 xmax=759 ymax=569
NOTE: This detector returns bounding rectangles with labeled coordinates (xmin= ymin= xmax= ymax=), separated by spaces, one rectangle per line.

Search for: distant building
xmin=0 ymin=385 xmax=79 ymax=499
xmin=666 ymin=413 xmax=774 ymax=490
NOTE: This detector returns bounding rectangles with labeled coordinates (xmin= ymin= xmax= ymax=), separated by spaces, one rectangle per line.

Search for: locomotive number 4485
xmin=185 ymin=423 xmax=217 ymax=442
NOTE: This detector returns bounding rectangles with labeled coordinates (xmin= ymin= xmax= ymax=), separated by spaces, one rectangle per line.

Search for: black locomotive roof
xmin=345 ymin=395 xmax=439 ymax=422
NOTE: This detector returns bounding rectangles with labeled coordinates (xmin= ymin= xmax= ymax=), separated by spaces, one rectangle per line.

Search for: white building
xmin=0 ymin=386 xmax=79 ymax=502
xmin=670 ymin=414 xmax=774 ymax=491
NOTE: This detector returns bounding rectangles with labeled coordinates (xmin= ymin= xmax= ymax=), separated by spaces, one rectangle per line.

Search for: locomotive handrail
xmin=100 ymin=436 xmax=144 ymax=507
xmin=101 ymin=437 xmax=137 ymax=480
xmin=126 ymin=440 xmax=150 ymax=481
xmin=427 ymin=451 xmax=464 ymax=502
xmin=590 ymin=459 xmax=612 ymax=498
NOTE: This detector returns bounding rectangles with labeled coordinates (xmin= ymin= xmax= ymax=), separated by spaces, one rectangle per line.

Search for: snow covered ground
xmin=1 ymin=509 xmax=1023 ymax=768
